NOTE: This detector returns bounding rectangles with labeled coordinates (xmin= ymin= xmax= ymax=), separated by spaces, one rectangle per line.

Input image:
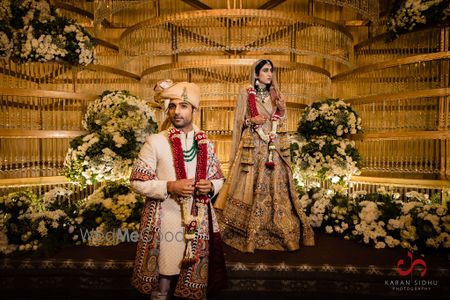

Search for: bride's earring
xmin=255 ymin=78 xmax=260 ymax=85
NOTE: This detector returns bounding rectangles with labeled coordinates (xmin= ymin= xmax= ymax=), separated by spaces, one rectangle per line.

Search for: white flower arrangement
xmin=308 ymin=193 xmax=332 ymax=227
xmin=298 ymin=99 xmax=362 ymax=140
xmin=77 ymin=182 xmax=144 ymax=246
xmin=0 ymin=30 xmax=13 ymax=60
xmin=291 ymin=136 xmax=362 ymax=185
xmin=0 ymin=183 xmax=146 ymax=254
xmin=0 ymin=188 xmax=77 ymax=254
xmin=292 ymin=98 xmax=363 ymax=191
xmin=0 ymin=190 xmax=35 ymax=254
xmin=386 ymin=0 xmax=450 ymax=41
xmin=0 ymin=0 xmax=95 ymax=65
xmin=42 ymin=187 xmax=74 ymax=209
xmin=2 ymin=185 xmax=444 ymax=254
xmin=0 ymin=1 xmax=13 ymax=59
xmin=299 ymin=187 xmax=449 ymax=252
xmin=64 ymin=90 xmax=158 ymax=186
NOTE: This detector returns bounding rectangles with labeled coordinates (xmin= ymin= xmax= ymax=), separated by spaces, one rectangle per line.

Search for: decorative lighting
xmin=120 ymin=9 xmax=353 ymax=74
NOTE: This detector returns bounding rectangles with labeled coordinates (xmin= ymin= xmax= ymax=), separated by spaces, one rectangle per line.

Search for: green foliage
xmin=103 ymin=181 xmax=132 ymax=198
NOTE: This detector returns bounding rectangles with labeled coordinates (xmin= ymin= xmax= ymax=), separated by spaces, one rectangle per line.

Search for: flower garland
xmin=247 ymin=86 xmax=281 ymax=169
xmin=168 ymin=128 xmax=209 ymax=266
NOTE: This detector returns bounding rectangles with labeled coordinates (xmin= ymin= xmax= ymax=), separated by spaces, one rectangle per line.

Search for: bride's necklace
xmin=255 ymin=85 xmax=269 ymax=103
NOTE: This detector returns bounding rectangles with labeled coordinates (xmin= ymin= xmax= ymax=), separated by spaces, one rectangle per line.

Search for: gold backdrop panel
xmin=74 ymin=66 xmax=146 ymax=96
xmin=349 ymin=178 xmax=444 ymax=201
xmin=0 ymin=137 xmax=72 ymax=179
xmin=350 ymin=96 xmax=439 ymax=133
xmin=90 ymin=0 xmax=378 ymax=30
xmin=333 ymin=53 xmax=450 ymax=99
xmin=355 ymin=28 xmax=443 ymax=67
xmin=355 ymin=139 xmax=441 ymax=177
xmin=93 ymin=40 xmax=121 ymax=68
xmin=0 ymin=60 xmax=75 ymax=92
xmin=0 ymin=94 xmax=86 ymax=131
xmin=313 ymin=0 xmax=379 ymax=23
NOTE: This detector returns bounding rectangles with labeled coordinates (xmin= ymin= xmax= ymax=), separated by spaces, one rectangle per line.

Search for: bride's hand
xmin=250 ymin=115 xmax=267 ymax=125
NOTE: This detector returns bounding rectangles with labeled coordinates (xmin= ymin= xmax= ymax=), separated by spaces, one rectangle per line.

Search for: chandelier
xmin=120 ymin=9 xmax=353 ymax=72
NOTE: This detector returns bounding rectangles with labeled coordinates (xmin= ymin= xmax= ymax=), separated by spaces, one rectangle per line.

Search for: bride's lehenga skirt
xmin=215 ymin=130 xmax=315 ymax=253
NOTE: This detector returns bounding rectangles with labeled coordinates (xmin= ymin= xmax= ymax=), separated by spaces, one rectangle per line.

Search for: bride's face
xmin=257 ymin=63 xmax=273 ymax=85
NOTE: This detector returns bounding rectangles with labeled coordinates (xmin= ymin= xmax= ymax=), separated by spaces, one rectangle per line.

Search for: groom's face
xmin=167 ymin=99 xmax=194 ymax=129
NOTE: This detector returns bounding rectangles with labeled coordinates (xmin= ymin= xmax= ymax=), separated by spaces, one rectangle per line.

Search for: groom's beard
xmin=171 ymin=116 xmax=192 ymax=129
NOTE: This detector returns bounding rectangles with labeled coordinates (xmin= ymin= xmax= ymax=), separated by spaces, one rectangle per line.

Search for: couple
xmin=130 ymin=59 xmax=314 ymax=299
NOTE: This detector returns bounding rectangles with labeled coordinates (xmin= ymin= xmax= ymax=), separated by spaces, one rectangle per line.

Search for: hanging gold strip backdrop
xmin=0 ymin=60 xmax=75 ymax=91
xmin=119 ymin=9 xmax=353 ymax=74
xmin=333 ymin=53 xmax=450 ymax=99
xmin=339 ymin=26 xmax=450 ymax=182
xmin=85 ymin=0 xmax=378 ymax=29
xmin=141 ymin=59 xmax=331 ymax=100
xmin=355 ymin=28 xmax=443 ymax=66
xmin=314 ymin=0 xmax=379 ymax=22
xmin=346 ymin=89 xmax=450 ymax=133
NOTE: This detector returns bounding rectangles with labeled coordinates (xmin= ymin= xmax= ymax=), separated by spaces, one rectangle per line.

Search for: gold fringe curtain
xmin=120 ymin=9 xmax=353 ymax=74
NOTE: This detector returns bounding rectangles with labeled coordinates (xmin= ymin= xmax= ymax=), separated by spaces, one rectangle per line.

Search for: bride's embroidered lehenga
xmin=214 ymin=59 xmax=315 ymax=253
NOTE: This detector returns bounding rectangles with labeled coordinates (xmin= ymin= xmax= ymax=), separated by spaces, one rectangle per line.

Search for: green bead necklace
xmin=183 ymin=140 xmax=198 ymax=162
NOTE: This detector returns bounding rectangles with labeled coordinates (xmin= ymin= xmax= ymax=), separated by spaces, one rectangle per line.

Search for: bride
xmin=215 ymin=59 xmax=315 ymax=253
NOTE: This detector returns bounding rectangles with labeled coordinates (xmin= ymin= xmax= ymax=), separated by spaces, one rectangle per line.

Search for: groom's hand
xmin=195 ymin=179 xmax=213 ymax=195
xmin=167 ymin=178 xmax=195 ymax=197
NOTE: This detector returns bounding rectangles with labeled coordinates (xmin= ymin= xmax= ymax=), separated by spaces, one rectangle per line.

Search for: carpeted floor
xmin=1 ymin=232 xmax=448 ymax=299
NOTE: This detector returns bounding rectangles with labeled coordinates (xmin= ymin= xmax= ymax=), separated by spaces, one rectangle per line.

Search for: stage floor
xmin=1 ymin=232 xmax=448 ymax=299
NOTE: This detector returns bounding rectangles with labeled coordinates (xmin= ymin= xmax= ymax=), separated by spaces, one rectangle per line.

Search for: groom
xmin=130 ymin=80 xmax=227 ymax=300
